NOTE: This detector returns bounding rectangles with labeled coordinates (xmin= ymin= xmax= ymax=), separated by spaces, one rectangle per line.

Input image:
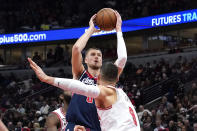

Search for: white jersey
xmin=52 ymin=107 xmax=67 ymax=131
xmin=97 ymin=88 xmax=140 ymax=131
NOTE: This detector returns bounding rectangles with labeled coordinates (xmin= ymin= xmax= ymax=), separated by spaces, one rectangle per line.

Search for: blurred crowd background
xmin=0 ymin=0 xmax=197 ymax=131
xmin=0 ymin=0 xmax=195 ymax=33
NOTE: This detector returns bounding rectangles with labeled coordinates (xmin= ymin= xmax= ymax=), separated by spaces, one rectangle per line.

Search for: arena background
xmin=0 ymin=0 xmax=197 ymax=130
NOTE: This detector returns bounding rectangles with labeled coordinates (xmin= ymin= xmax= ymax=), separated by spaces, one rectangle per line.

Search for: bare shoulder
xmin=46 ymin=112 xmax=59 ymax=126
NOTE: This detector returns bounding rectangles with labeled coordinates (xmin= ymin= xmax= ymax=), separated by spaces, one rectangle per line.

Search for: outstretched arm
xmin=72 ymin=14 xmax=100 ymax=78
xmin=28 ymin=58 xmax=100 ymax=98
xmin=28 ymin=58 xmax=115 ymax=101
xmin=114 ymin=11 xmax=127 ymax=77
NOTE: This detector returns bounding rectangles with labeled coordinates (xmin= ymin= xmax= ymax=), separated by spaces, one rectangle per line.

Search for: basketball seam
xmin=104 ymin=9 xmax=116 ymax=30
xmin=105 ymin=9 xmax=113 ymax=28
xmin=101 ymin=10 xmax=105 ymax=30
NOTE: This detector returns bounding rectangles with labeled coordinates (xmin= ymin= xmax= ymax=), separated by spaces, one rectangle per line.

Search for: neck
xmin=88 ymin=67 xmax=100 ymax=78
xmin=99 ymin=80 xmax=116 ymax=87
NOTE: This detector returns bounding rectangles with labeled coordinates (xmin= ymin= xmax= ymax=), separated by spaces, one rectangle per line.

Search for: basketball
xmin=95 ymin=8 xmax=117 ymax=31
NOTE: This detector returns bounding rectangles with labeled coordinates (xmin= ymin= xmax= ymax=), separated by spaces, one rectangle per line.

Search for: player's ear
xmin=59 ymin=94 xmax=64 ymax=100
xmin=85 ymin=56 xmax=88 ymax=64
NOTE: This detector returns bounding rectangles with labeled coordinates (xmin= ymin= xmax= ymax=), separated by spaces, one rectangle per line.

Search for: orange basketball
xmin=95 ymin=8 xmax=117 ymax=31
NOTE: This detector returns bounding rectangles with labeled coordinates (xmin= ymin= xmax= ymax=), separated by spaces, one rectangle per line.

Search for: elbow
xmin=72 ymin=45 xmax=81 ymax=53
xmin=116 ymin=56 xmax=127 ymax=69
xmin=119 ymin=54 xmax=127 ymax=63
xmin=121 ymin=57 xmax=127 ymax=65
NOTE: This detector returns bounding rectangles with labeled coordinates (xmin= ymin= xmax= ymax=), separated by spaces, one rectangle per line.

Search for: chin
xmin=92 ymin=66 xmax=100 ymax=70
xmin=89 ymin=65 xmax=101 ymax=70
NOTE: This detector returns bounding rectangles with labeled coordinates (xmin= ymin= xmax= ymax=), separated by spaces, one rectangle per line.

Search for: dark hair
xmin=100 ymin=62 xmax=118 ymax=82
xmin=58 ymin=89 xmax=71 ymax=104
xmin=192 ymin=88 xmax=197 ymax=97
xmin=63 ymin=93 xmax=71 ymax=104
xmin=85 ymin=48 xmax=102 ymax=57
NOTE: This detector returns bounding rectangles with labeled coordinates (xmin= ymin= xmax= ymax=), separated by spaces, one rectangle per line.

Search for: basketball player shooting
xmin=64 ymin=10 xmax=127 ymax=131
xmin=28 ymin=57 xmax=140 ymax=131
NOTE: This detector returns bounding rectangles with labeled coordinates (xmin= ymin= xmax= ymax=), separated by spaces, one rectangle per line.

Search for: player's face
xmin=85 ymin=49 xmax=102 ymax=70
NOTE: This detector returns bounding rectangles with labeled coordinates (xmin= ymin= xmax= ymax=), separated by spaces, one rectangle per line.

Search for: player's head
xmin=59 ymin=90 xmax=71 ymax=105
xmin=99 ymin=62 xmax=118 ymax=84
xmin=85 ymin=48 xmax=102 ymax=70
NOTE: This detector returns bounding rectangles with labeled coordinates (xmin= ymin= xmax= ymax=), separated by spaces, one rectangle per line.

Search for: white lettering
xmin=192 ymin=12 xmax=197 ymax=20
xmin=152 ymin=18 xmax=157 ymax=26
xmin=0 ymin=33 xmax=46 ymax=44
xmin=168 ymin=16 xmax=173 ymax=23
xmin=82 ymin=78 xmax=95 ymax=85
xmin=182 ymin=13 xmax=187 ymax=21
xmin=177 ymin=15 xmax=181 ymax=22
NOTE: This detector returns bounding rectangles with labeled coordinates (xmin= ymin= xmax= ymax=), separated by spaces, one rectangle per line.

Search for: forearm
xmin=73 ymin=27 xmax=94 ymax=52
xmin=115 ymin=32 xmax=127 ymax=68
xmin=53 ymin=78 xmax=100 ymax=98
xmin=43 ymin=76 xmax=55 ymax=85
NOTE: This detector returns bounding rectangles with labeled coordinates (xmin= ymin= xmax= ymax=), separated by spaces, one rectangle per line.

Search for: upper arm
xmin=45 ymin=113 xmax=59 ymax=131
xmin=72 ymin=45 xmax=85 ymax=78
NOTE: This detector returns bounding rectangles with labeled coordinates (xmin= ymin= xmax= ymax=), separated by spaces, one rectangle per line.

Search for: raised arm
xmin=72 ymin=14 xmax=100 ymax=78
xmin=114 ymin=11 xmax=127 ymax=77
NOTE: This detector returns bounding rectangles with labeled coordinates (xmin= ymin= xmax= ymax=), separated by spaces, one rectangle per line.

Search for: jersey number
xmin=86 ymin=97 xmax=93 ymax=103
xmin=129 ymin=107 xmax=137 ymax=126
